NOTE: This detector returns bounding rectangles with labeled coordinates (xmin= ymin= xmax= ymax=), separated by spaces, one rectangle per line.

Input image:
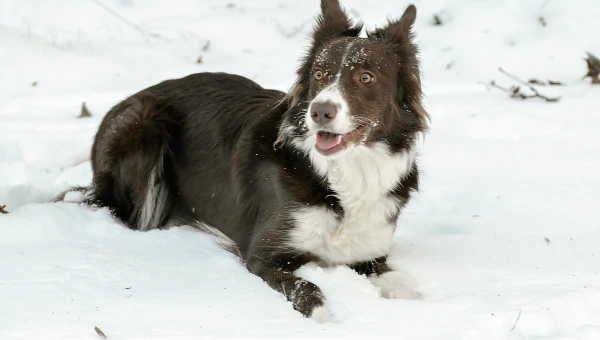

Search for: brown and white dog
xmin=68 ymin=0 xmax=429 ymax=321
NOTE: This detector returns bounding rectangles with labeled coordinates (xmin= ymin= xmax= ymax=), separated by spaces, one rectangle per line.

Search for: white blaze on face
xmin=306 ymin=85 xmax=352 ymax=133
xmin=306 ymin=42 xmax=356 ymax=134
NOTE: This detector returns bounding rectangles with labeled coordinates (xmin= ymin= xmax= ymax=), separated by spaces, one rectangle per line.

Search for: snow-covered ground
xmin=1 ymin=0 xmax=599 ymax=339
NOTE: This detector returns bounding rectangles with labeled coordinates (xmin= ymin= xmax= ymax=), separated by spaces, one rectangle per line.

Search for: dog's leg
xmin=350 ymin=257 xmax=422 ymax=300
xmin=246 ymin=254 xmax=332 ymax=322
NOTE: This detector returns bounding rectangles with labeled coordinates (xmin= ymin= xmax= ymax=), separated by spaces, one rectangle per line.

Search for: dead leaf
xmin=584 ymin=52 xmax=600 ymax=84
xmin=538 ymin=17 xmax=547 ymax=27
xmin=95 ymin=326 xmax=107 ymax=339
xmin=79 ymin=102 xmax=92 ymax=118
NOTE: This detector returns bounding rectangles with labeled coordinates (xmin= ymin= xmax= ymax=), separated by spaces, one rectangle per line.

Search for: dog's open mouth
xmin=315 ymin=125 xmax=369 ymax=155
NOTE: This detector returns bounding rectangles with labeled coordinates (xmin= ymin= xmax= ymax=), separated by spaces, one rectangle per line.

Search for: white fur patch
xmin=369 ymin=271 xmax=422 ymax=300
xmin=306 ymin=84 xmax=352 ymax=133
xmin=139 ymin=163 xmax=168 ymax=231
xmin=306 ymin=41 xmax=356 ymax=135
xmin=310 ymin=305 xmax=333 ymax=323
xmin=288 ymin=144 xmax=416 ymax=264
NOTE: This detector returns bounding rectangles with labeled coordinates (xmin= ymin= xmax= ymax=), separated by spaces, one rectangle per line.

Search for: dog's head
xmin=280 ymin=0 xmax=428 ymax=157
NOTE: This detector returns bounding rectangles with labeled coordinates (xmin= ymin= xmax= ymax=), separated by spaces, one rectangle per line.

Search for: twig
xmin=480 ymin=80 xmax=528 ymax=99
xmin=202 ymin=40 xmax=211 ymax=52
xmin=499 ymin=67 xmax=536 ymax=88
xmin=0 ymin=205 xmax=8 ymax=214
xmin=485 ymin=81 xmax=559 ymax=102
xmin=540 ymin=0 xmax=553 ymax=12
xmin=91 ymin=0 xmax=166 ymax=40
xmin=273 ymin=19 xmax=311 ymax=39
xmin=537 ymin=0 xmax=553 ymax=27
xmin=496 ymin=68 xmax=560 ymax=102
xmin=510 ymin=308 xmax=522 ymax=331
xmin=528 ymin=78 xmax=563 ymax=86
xmin=480 ymin=80 xmax=512 ymax=93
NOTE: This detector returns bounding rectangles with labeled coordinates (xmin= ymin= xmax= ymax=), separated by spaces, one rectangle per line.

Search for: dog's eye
xmin=314 ymin=70 xmax=323 ymax=81
xmin=360 ymin=73 xmax=375 ymax=84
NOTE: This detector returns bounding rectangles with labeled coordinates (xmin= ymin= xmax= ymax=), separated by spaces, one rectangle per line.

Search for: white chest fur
xmin=288 ymin=143 xmax=416 ymax=264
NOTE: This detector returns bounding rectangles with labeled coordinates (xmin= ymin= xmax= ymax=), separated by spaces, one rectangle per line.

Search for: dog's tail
xmin=57 ymin=92 xmax=176 ymax=231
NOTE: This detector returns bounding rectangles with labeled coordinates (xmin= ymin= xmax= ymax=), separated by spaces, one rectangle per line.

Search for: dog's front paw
xmin=369 ymin=271 xmax=422 ymax=300
xmin=310 ymin=304 xmax=333 ymax=323
xmin=289 ymin=279 xmax=333 ymax=322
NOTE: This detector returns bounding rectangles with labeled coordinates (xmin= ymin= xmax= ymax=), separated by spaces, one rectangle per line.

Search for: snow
xmin=1 ymin=0 xmax=599 ymax=339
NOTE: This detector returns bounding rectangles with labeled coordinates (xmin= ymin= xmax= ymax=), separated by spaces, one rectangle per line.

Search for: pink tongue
xmin=316 ymin=132 xmax=342 ymax=150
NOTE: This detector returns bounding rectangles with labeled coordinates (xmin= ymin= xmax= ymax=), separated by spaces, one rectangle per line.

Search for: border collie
xmin=74 ymin=0 xmax=429 ymax=322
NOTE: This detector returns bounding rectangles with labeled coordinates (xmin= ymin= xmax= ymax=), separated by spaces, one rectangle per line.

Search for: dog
xmin=74 ymin=0 xmax=429 ymax=322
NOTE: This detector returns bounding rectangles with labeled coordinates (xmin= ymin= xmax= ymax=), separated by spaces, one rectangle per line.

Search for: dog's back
xmin=89 ymin=73 xmax=285 ymax=238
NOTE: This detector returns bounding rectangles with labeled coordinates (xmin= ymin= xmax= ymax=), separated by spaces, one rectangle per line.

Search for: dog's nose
xmin=311 ymin=102 xmax=337 ymax=125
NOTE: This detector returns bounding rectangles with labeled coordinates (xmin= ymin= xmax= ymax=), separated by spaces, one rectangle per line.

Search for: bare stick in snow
xmin=527 ymin=78 xmax=563 ymax=86
xmin=91 ymin=0 xmax=166 ymax=40
xmin=482 ymin=68 xmax=560 ymax=102
xmin=498 ymin=68 xmax=560 ymax=101
xmin=479 ymin=80 xmax=512 ymax=93
xmin=0 ymin=205 xmax=8 ymax=214
xmin=538 ymin=0 xmax=553 ymax=26
xmin=510 ymin=308 xmax=522 ymax=332
xmin=273 ymin=19 xmax=311 ymax=39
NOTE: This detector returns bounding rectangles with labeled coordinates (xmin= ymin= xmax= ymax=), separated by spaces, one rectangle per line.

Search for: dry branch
xmin=482 ymin=68 xmax=560 ymax=102
xmin=202 ymin=40 xmax=211 ymax=52
xmin=91 ymin=0 xmax=165 ymax=40
xmin=527 ymin=78 xmax=562 ymax=86
xmin=538 ymin=0 xmax=553 ymax=27
xmin=510 ymin=308 xmax=522 ymax=331
xmin=273 ymin=19 xmax=311 ymax=39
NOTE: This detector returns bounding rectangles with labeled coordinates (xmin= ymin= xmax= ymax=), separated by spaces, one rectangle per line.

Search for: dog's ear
xmin=370 ymin=5 xmax=429 ymax=128
xmin=312 ymin=0 xmax=361 ymax=47
xmin=375 ymin=4 xmax=417 ymax=44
